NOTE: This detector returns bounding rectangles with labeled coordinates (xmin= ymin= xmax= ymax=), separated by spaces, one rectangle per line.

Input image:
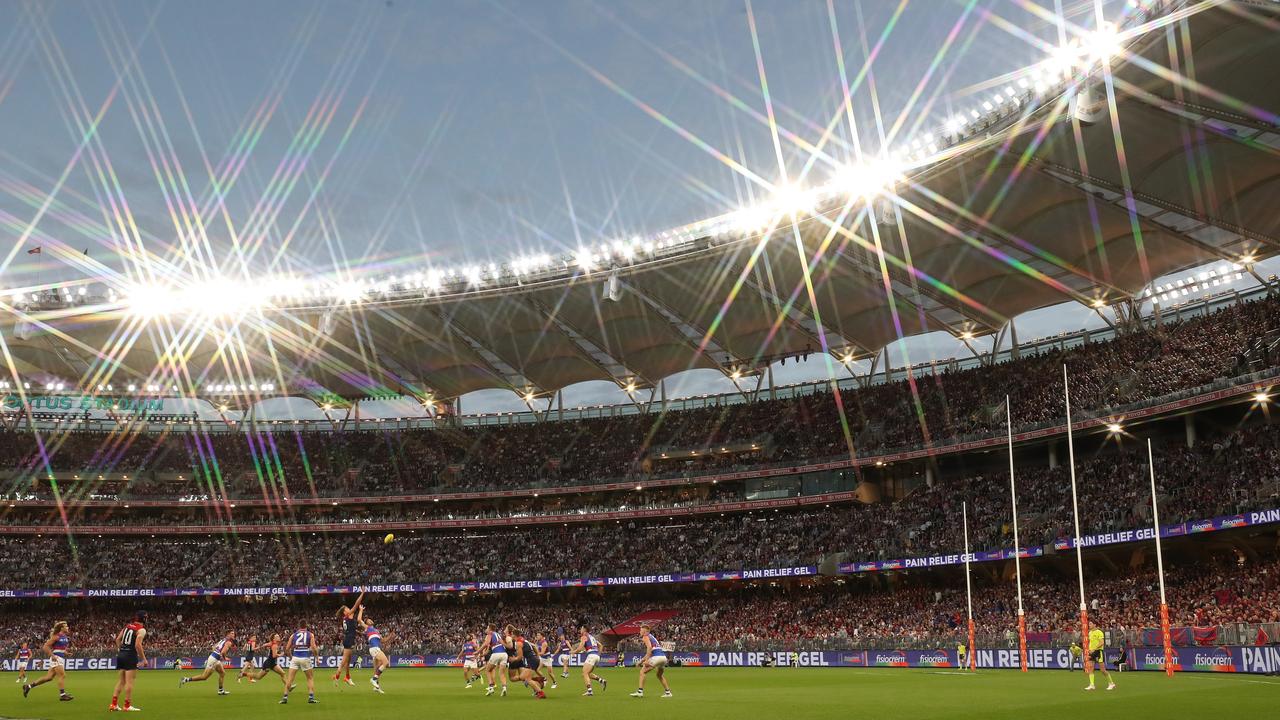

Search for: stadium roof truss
xmin=1 ymin=0 xmax=1278 ymax=405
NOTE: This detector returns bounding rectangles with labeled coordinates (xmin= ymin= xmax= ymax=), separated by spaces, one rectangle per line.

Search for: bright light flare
xmin=830 ymin=157 xmax=903 ymax=200
xmin=1084 ymin=23 xmax=1123 ymax=64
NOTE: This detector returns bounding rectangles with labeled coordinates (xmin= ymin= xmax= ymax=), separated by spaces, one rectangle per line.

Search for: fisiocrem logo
xmin=1193 ymin=654 xmax=1232 ymax=666
xmin=1219 ymin=515 xmax=1246 ymax=528
xmin=1190 ymin=520 xmax=1215 ymax=532
xmin=874 ymin=652 xmax=908 ymax=666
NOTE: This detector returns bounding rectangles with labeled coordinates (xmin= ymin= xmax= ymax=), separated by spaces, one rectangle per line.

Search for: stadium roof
xmin=2 ymin=0 xmax=1278 ymax=406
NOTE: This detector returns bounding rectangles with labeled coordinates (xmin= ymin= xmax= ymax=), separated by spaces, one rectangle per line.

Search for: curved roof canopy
xmin=2 ymin=0 xmax=1278 ymax=405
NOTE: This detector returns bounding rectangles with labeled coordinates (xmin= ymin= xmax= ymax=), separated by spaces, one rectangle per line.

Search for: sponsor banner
xmin=6 ymin=646 xmax=1280 ymax=674
xmin=0 ymin=568 xmax=817 ymax=599
xmin=4 ymin=509 xmax=1277 ymax=599
xmin=1053 ymin=508 xmax=1280 ymax=551
xmin=838 ymin=547 xmax=1044 ymax=575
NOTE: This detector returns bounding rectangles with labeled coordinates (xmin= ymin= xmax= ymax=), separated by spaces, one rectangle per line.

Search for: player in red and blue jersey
xmin=281 ymin=623 xmax=319 ymax=704
xmin=504 ymin=629 xmax=547 ymax=700
xmin=22 ymin=620 xmax=72 ymax=702
xmin=179 ymin=630 xmax=235 ymax=695
xmin=628 ymin=624 xmax=672 ymax=699
xmin=333 ymin=592 xmax=364 ymax=687
xmin=357 ymin=607 xmax=389 ymax=693
xmin=13 ymin=642 xmax=32 ymax=684
xmin=455 ymin=635 xmax=481 ymax=688
xmin=240 ymin=633 xmax=292 ymax=688
xmin=110 ymin=611 xmax=148 ymax=711
xmin=572 ymin=626 xmax=607 ymax=696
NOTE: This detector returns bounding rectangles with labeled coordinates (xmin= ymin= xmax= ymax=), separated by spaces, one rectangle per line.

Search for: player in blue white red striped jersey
xmin=180 ymin=630 xmax=236 ymax=695
xmin=13 ymin=642 xmax=31 ymax=684
xmin=357 ymin=607 xmax=390 ymax=693
xmin=478 ymin=623 xmax=510 ymax=697
xmin=280 ymin=623 xmax=319 ymax=704
xmin=22 ymin=621 xmax=72 ymax=701
xmin=572 ymin=626 xmax=608 ymax=696
xmin=556 ymin=632 xmax=574 ymax=678
xmin=534 ymin=632 xmax=558 ymax=689
xmin=455 ymin=635 xmax=481 ymax=688
xmin=628 ymin=624 xmax=672 ymax=698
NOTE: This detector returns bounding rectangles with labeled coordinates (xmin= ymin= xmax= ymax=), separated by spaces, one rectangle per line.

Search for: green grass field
xmin=2 ymin=667 xmax=1276 ymax=719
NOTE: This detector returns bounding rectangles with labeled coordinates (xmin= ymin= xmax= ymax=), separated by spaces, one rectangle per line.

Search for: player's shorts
xmin=290 ymin=656 xmax=315 ymax=672
xmin=204 ymin=656 xmax=225 ymax=671
xmin=116 ymin=651 xmax=140 ymax=671
xmin=17 ymin=660 xmax=29 ymax=671
xmin=342 ymin=637 xmax=356 ymax=651
xmin=538 ymin=656 xmax=552 ymax=668
xmin=369 ymin=647 xmax=387 ymax=662
xmin=507 ymin=657 xmax=528 ymax=671
xmin=1088 ymin=649 xmax=1103 ymax=664
xmin=646 ymin=655 xmax=668 ymax=668
xmin=558 ymin=653 xmax=571 ymax=666
xmin=584 ymin=652 xmax=600 ymax=667
xmin=50 ymin=655 xmax=66 ymax=669
xmin=265 ymin=655 xmax=279 ymax=671
xmin=486 ymin=652 xmax=508 ymax=667
xmin=463 ymin=659 xmax=478 ymax=669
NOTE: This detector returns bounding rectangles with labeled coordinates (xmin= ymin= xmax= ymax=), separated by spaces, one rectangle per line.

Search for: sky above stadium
xmin=0 ymin=0 xmax=1267 ymax=414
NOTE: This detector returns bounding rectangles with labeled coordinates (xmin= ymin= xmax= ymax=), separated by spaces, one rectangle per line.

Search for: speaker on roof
xmin=320 ymin=309 xmax=336 ymax=336
xmin=604 ymin=269 xmax=621 ymax=303
xmin=1071 ymin=82 xmax=1107 ymax=126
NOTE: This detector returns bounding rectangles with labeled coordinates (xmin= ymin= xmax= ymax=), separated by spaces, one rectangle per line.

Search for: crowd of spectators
xmin=2 ymin=554 xmax=1275 ymax=656
xmin=1 ymin=421 xmax=1277 ymax=590
xmin=1 ymin=294 xmax=1277 ymax=500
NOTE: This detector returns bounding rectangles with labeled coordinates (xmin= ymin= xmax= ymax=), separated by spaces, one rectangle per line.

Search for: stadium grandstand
xmin=3 ymin=0 xmax=1280 ymax=717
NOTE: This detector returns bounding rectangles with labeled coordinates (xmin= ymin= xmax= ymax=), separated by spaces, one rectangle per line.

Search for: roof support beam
xmin=738 ymin=269 xmax=871 ymax=365
xmin=906 ymin=189 xmax=1131 ymax=300
xmin=619 ymin=278 xmax=740 ymax=376
xmin=827 ymin=240 xmax=994 ymax=339
xmin=1131 ymin=90 xmax=1280 ymax=147
xmin=525 ymin=297 xmax=653 ymax=389
xmin=1026 ymin=158 xmax=1280 ymax=251
xmin=1030 ymin=160 xmax=1275 ymax=291
xmin=422 ymin=308 xmax=526 ymax=392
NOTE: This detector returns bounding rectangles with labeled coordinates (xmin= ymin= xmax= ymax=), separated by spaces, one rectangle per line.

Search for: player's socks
xmin=112 ymin=695 xmax=119 ymax=707
xmin=308 ymin=693 xmax=317 ymax=704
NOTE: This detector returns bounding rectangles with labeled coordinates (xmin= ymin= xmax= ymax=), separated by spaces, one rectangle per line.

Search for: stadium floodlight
xmin=1254 ymin=392 xmax=1271 ymax=404
xmin=1241 ymin=253 xmax=1256 ymax=265
xmin=575 ymin=248 xmax=594 ymax=272
xmin=1106 ymin=422 xmax=1123 ymax=434
xmin=831 ymin=157 xmax=902 ymax=200
xmin=770 ymin=182 xmax=814 ymax=216
xmin=1084 ymin=23 xmax=1122 ymax=64
xmin=945 ymin=115 xmax=967 ymax=134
